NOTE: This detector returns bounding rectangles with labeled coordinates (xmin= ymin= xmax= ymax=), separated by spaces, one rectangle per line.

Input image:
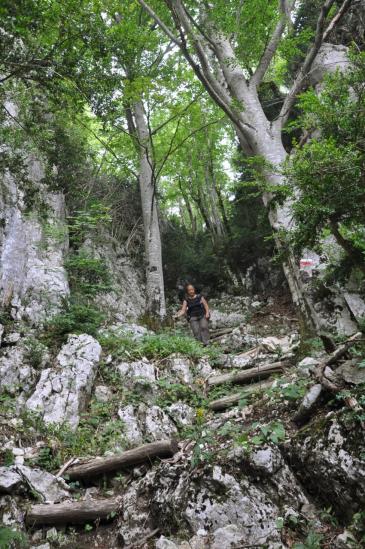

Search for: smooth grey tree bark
xmin=137 ymin=0 xmax=352 ymax=329
xmin=132 ymin=100 xmax=166 ymax=318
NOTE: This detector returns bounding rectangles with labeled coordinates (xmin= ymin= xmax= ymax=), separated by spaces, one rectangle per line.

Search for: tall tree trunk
xmin=132 ymin=100 xmax=166 ymax=318
xmin=204 ymin=165 xmax=225 ymax=239
xmin=178 ymin=178 xmax=197 ymax=235
xmin=214 ymin=180 xmax=231 ymax=238
xmin=138 ymin=0 xmax=347 ymax=330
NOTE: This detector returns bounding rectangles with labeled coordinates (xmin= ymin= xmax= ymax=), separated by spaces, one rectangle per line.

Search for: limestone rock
xmin=249 ymin=446 xmax=283 ymax=475
xmin=178 ymin=535 xmax=209 ymax=549
xmin=0 ymin=495 xmax=23 ymax=528
xmin=26 ymin=334 xmax=101 ymax=430
xmin=94 ymin=384 xmax=113 ymax=402
xmin=210 ymin=524 xmax=248 ymax=549
xmin=261 ymin=335 xmax=299 ymax=355
xmin=167 ymin=402 xmax=195 ymax=427
xmin=288 ymin=418 xmax=365 ymax=520
xmin=155 ymin=536 xmax=179 ymax=549
xmin=297 ymin=357 xmax=319 ymax=375
xmin=209 ymin=310 xmax=246 ymax=330
xmin=0 ymin=467 xmax=22 ymax=494
xmin=0 ymin=165 xmax=69 ymax=325
xmin=336 ymin=359 xmax=365 ymax=385
xmin=164 ymin=355 xmax=193 ymax=384
xmin=144 ymin=405 xmax=178 ymax=440
xmin=3 ymin=332 xmax=21 ymax=344
xmin=118 ymin=405 xmax=143 ymax=446
xmin=0 ymin=344 xmax=36 ymax=396
xmin=101 ymin=322 xmax=150 ymax=340
xmin=82 ymin=234 xmax=145 ymax=322
xmin=195 ymin=358 xmax=213 ymax=378
xmin=344 ymin=292 xmax=365 ymax=322
xmin=116 ymin=359 xmax=155 ymax=383
xmin=15 ymin=465 xmax=69 ymax=503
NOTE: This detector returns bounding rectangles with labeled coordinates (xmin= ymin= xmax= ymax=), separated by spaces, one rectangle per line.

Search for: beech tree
xmin=137 ymin=0 xmax=354 ymax=328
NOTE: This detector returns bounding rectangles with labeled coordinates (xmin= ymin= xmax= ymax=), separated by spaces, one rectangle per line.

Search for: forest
xmin=0 ymin=1 xmax=365 ymax=548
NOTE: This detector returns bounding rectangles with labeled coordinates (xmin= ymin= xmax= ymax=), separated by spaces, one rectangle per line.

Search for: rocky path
xmin=0 ymin=295 xmax=364 ymax=548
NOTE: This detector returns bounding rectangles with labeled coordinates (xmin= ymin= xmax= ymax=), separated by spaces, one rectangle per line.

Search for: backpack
xmin=186 ymin=294 xmax=204 ymax=321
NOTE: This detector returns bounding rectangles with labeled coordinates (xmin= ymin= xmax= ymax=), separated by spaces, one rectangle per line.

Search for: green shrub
xmin=65 ymin=252 xmax=112 ymax=296
xmin=43 ymin=301 xmax=106 ymax=345
xmin=100 ymin=330 xmax=220 ymax=361
xmin=0 ymin=527 xmax=27 ymax=549
xmin=23 ymin=337 xmax=48 ymax=369
xmin=155 ymin=379 xmax=205 ymax=408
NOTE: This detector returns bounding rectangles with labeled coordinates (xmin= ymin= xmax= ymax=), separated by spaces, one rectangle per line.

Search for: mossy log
xmin=66 ymin=440 xmax=178 ymax=481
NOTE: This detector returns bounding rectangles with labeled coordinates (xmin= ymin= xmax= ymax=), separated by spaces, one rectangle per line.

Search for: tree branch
xmin=251 ymin=0 xmax=296 ymax=87
xmin=323 ymin=0 xmax=354 ymax=41
xmin=277 ymin=0 xmax=351 ymax=128
xmin=136 ymin=0 xmax=183 ymax=47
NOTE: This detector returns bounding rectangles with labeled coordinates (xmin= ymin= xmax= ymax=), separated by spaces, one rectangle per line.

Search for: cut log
xmin=66 ymin=440 xmax=178 ymax=481
xmin=293 ymin=383 xmax=323 ymax=426
xmin=293 ymin=332 xmax=363 ymax=426
xmin=207 ymin=361 xmax=288 ymax=388
xmin=209 ymin=379 xmax=274 ymax=411
xmin=26 ymin=497 xmax=121 ymax=526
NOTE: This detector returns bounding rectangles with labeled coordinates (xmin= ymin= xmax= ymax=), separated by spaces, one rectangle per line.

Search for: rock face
xmin=0 ymin=157 xmax=70 ymax=325
xmin=118 ymin=451 xmax=308 ymax=547
xmin=82 ymin=233 xmax=145 ymax=321
xmin=0 ymin=343 xmax=36 ymax=396
xmin=26 ymin=334 xmax=101 ymax=430
xmin=288 ymin=417 xmax=365 ymax=521
xmin=116 ymin=359 xmax=155 ymax=384
xmin=118 ymin=403 xmax=180 ymax=446
xmin=0 ymin=465 xmax=69 ymax=503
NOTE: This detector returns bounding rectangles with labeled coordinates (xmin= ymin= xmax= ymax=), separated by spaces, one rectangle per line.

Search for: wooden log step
xmin=207 ymin=361 xmax=288 ymax=388
xmin=66 ymin=440 xmax=178 ymax=481
xmin=209 ymin=379 xmax=274 ymax=411
xmin=26 ymin=497 xmax=121 ymax=526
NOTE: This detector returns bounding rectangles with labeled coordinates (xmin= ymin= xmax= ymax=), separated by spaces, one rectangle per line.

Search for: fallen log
xmin=209 ymin=379 xmax=274 ymax=411
xmin=234 ymin=346 xmax=261 ymax=359
xmin=293 ymin=332 xmax=364 ymax=426
xmin=210 ymin=327 xmax=236 ymax=339
xmin=26 ymin=497 xmax=121 ymax=526
xmin=207 ymin=361 xmax=288 ymax=388
xmin=66 ymin=440 xmax=178 ymax=481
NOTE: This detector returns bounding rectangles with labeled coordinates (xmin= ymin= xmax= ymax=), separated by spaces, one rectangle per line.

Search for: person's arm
xmin=201 ymin=297 xmax=210 ymax=319
xmin=176 ymin=300 xmax=187 ymax=318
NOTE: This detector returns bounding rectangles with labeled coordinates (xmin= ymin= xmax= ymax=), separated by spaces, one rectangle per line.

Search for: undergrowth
xmin=99 ymin=330 xmax=220 ymax=361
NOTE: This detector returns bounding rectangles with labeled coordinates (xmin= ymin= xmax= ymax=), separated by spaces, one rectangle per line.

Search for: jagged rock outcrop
xmin=82 ymin=233 xmax=145 ymax=321
xmin=0 ymin=465 xmax=70 ymax=503
xmin=287 ymin=416 xmax=365 ymax=522
xmin=0 ymin=154 xmax=70 ymax=325
xmin=117 ymin=450 xmax=308 ymax=548
xmin=26 ymin=334 xmax=101 ymax=430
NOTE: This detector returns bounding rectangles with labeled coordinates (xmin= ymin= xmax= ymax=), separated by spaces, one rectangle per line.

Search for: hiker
xmin=175 ymin=284 xmax=210 ymax=345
